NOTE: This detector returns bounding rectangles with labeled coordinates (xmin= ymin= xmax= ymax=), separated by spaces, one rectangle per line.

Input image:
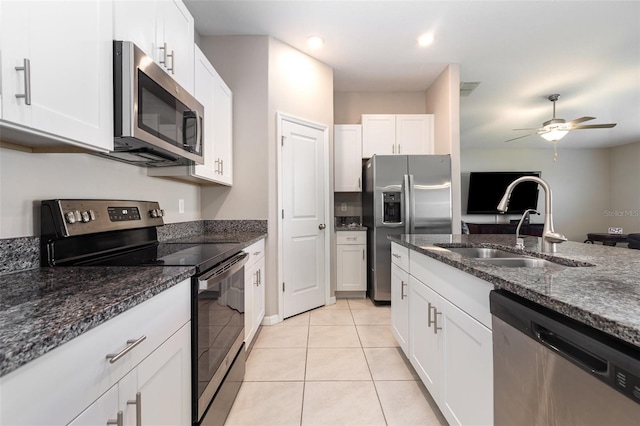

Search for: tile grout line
xmin=299 ymin=311 xmax=311 ymax=425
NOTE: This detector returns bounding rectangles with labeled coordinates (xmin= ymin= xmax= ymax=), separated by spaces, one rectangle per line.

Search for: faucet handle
xmin=545 ymin=232 xmax=568 ymax=243
xmin=515 ymin=237 xmax=525 ymax=250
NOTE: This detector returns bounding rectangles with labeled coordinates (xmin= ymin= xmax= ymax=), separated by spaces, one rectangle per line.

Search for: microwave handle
xmin=182 ymin=110 xmax=202 ymax=154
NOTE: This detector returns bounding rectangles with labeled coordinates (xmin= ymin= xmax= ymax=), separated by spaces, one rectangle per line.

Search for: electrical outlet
xmin=178 ymin=199 xmax=185 ymax=214
xmin=341 ymin=203 xmax=348 ymax=212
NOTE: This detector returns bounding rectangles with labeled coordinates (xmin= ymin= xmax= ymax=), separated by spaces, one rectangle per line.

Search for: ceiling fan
xmin=506 ymin=94 xmax=617 ymax=143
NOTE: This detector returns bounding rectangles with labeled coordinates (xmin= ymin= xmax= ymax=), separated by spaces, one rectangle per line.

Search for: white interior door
xmin=280 ymin=116 xmax=328 ymax=318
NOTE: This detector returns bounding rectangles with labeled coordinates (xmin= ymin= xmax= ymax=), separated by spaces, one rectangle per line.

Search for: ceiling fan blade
xmin=571 ymin=123 xmax=617 ymax=130
xmin=505 ymin=133 xmax=538 ymax=142
xmin=567 ymin=116 xmax=595 ymax=125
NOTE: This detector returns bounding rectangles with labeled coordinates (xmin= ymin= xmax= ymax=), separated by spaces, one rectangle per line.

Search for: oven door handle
xmin=198 ymin=252 xmax=249 ymax=291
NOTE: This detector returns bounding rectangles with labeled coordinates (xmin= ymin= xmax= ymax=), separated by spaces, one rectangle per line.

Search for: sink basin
xmin=446 ymin=247 xmax=525 ymax=259
xmin=474 ymin=257 xmax=561 ymax=268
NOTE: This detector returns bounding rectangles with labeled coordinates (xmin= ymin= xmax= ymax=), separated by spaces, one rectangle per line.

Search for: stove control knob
xmin=88 ymin=210 xmax=96 ymax=221
xmin=150 ymin=209 xmax=159 ymax=218
xmin=65 ymin=211 xmax=76 ymax=224
xmin=159 ymin=209 xmax=165 ymax=217
xmin=74 ymin=211 xmax=82 ymax=222
xmin=81 ymin=211 xmax=91 ymax=223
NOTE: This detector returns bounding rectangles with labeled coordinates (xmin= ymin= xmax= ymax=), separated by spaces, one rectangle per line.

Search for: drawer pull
xmin=107 ymin=411 xmax=123 ymax=426
xmin=127 ymin=392 xmax=142 ymax=426
xmin=253 ymin=251 xmax=261 ymax=256
xmin=401 ymin=281 xmax=407 ymax=299
xmin=106 ymin=336 xmax=146 ymax=364
xmin=392 ymin=253 xmax=401 ymax=259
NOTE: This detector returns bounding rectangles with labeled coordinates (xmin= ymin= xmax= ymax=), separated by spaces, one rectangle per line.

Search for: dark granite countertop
xmin=389 ymin=234 xmax=640 ymax=348
xmin=335 ymin=225 xmax=367 ymax=232
xmin=0 ymin=232 xmax=267 ymax=378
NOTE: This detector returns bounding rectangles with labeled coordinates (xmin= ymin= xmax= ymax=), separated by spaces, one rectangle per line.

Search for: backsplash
xmin=0 ymin=237 xmax=40 ymax=275
xmin=0 ymin=220 xmax=268 ymax=275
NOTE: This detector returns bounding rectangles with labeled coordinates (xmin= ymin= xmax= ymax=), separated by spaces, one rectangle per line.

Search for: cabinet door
xmin=361 ymin=114 xmax=395 ymax=157
xmin=334 ymin=125 xmax=362 ymax=192
xmin=157 ymin=0 xmax=194 ymax=93
xmin=395 ymin=114 xmax=434 ymax=155
xmin=408 ymin=276 xmax=440 ymax=400
xmin=113 ymin=1 xmax=158 ymax=60
xmin=67 ymin=384 xmax=119 ymax=426
xmin=1 ymin=0 xmax=113 ymax=151
xmin=253 ymin=257 xmax=266 ymax=334
xmin=391 ymin=263 xmax=409 ymax=354
xmin=210 ymin=66 xmax=233 ymax=185
xmin=336 ymin=244 xmax=367 ymax=291
xmin=439 ymin=297 xmax=493 ymax=426
xmin=120 ymin=322 xmax=192 ymax=426
xmin=244 ymin=261 xmax=259 ymax=346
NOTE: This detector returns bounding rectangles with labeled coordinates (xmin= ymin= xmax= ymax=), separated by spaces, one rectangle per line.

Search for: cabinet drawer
xmin=336 ymin=231 xmax=366 ymax=245
xmin=0 ymin=279 xmax=190 ymax=426
xmin=391 ymin=242 xmax=409 ymax=271
xmin=244 ymin=238 xmax=265 ymax=268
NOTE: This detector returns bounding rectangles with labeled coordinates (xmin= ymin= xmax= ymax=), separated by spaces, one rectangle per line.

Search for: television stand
xmin=466 ymin=223 xmax=544 ymax=237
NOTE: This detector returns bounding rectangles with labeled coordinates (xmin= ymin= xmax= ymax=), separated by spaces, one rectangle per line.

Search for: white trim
xmin=261 ymin=315 xmax=280 ymax=326
xmin=276 ymin=112 xmax=331 ymax=322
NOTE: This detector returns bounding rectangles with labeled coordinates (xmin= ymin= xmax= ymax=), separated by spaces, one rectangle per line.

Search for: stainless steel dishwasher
xmin=490 ymin=290 xmax=640 ymax=425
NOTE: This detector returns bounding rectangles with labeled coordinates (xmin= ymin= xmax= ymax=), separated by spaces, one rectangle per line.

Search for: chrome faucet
xmin=497 ymin=176 xmax=567 ymax=253
xmin=514 ymin=209 xmax=539 ymax=249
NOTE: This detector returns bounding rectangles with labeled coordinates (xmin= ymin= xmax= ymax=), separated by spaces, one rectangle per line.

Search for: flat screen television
xmin=466 ymin=171 xmax=541 ymax=214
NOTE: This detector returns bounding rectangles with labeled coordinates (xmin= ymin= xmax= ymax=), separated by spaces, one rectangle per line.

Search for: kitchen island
xmin=390 ymin=233 xmax=640 ymax=425
xmin=390 ymin=233 xmax=640 ymax=347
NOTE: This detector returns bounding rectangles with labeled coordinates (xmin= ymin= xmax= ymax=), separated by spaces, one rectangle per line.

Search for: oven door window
xmin=197 ymin=270 xmax=244 ymax=401
xmin=137 ymin=70 xmax=202 ymax=155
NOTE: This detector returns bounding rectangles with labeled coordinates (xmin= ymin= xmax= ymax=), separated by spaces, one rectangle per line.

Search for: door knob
xmin=319 ymin=224 xmax=326 ymax=230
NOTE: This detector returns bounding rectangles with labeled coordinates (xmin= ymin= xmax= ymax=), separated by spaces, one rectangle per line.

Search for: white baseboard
xmin=261 ymin=314 xmax=280 ymax=326
xmin=328 ymin=296 xmax=337 ymax=305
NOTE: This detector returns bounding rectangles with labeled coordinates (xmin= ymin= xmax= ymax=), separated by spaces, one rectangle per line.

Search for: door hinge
xmin=282 ymin=282 xmax=285 ymax=292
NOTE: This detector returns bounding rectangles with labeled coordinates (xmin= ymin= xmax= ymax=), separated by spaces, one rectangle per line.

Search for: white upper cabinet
xmin=334 ymin=125 xmax=362 ymax=192
xmin=361 ymin=114 xmax=434 ymax=158
xmin=113 ymin=0 xmax=194 ymax=93
xmin=148 ymin=45 xmax=233 ymax=185
xmin=0 ymin=0 xmax=113 ymax=152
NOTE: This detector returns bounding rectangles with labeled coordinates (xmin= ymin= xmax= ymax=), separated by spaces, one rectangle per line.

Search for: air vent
xmin=460 ymin=81 xmax=480 ymax=97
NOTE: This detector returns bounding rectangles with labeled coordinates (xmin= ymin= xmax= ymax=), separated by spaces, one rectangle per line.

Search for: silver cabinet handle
xmin=107 ymin=411 xmax=123 ymax=426
xmin=427 ymin=302 xmax=434 ymax=328
xmin=392 ymin=144 xmax=395 ymax=154
xmin=167 ymin=50 xmax=175 ymax=74
xmin=392 ymin=253 xmax=401 ymax=259
xmin=400 ymin=281 xmax=407 ymax=299
xmin=220 ymin=159 xmax=224 ymax=175
xmin=253 ymin=251 xmax=261 ymax=256
xmin=106 ymin=336 xmax=146 ymax=364
xmin=127 ymin=392 xmax=142 ymax=426
xmin=159 ymin=42 xmax=168 ymax=66
xmin=358 ymin=177 xmax=361 ymax=189
xmin=319 ymin=224 xmax=326 ymax=230
xmin=15 ymin=58 xmax=31 ymax=105
xmin=254 ymin=271 xmax=259 ymax=287
xmin=258 ymin=269 xmax=261 ymax=286
xmin=398 ymin=144 xmax=401 ymax=154
xmin=430 ymin=306 xmax=442 ymax=334
xmin=363 ymin=249 xmax=365 ymax=261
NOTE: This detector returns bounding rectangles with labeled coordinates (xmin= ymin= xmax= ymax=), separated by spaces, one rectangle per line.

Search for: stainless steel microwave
xmin=102 ymin=41 xmax=204 ymax=167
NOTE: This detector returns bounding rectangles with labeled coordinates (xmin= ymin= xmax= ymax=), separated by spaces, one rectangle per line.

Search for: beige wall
xmin=609 ymin=142 xmax=640 ymax=232
xmin=0 ymin=148 xmax=201 ymax=238
xmin=334 ymin=92 xmax=427 ymax=124
xmin=198 ymin=36 xmax=334 ymax=318
xmin=198 ymin=36 xmax=270 ymax=220
xmin=461 ymin=147 xmax=610 ymax=242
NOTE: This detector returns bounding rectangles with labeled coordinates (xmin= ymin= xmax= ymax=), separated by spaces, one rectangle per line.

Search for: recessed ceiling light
xmin=417 ymin=33 xmax=434 ymax=47
xmin=307 ymin=35 xmax=324 ymax=49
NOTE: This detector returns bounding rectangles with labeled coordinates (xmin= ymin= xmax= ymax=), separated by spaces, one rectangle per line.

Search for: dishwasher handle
xmin=532 ymin=322 xmax=608 ymax=375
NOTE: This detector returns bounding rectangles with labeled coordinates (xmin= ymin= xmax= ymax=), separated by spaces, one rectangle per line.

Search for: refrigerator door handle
xmin=403 ymin=174 xmax=411 ymax=234
xmin=408 ymin=174 xmax=416 ymax=233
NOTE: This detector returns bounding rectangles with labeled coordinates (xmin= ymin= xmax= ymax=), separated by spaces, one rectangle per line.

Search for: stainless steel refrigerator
xmin=362 ymin=155 xmax=452 ymax=302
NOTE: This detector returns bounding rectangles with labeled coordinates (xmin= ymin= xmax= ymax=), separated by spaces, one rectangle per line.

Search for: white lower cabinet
xmin=244 ymin=239 xmax=266 ymax=347
xmin=0 ymin=280 xmax=191 ymax=426
xmin=336 ymin=231 xmax=367 ymax=292
xmin=393 ymin=244 xmax=494 ymax=426
xmin=390 ymin=255 xmax=409 ymax=353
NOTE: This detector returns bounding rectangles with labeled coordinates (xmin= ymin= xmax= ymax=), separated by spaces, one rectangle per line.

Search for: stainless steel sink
xmin=446 ymin=247 xmax=525 ymax=259
xmin=473 ymin=258 xmax=560 ymax=268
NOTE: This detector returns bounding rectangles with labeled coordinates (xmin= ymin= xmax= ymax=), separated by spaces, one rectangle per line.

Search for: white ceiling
xmin=184 ymin=1 xmax=640 ymax=149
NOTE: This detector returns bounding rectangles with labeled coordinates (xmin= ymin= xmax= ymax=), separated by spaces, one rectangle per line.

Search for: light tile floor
xmin=225 ymin=298 xmax=448 ymax=426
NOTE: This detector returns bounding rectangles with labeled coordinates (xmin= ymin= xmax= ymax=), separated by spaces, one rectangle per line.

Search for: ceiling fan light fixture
xmin=540 ymin=128 xmax=569 ymax=142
